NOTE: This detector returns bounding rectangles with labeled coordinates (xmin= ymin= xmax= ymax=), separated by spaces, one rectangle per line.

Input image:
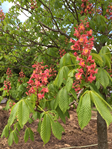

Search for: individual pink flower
xmin=74 ymin=29 xmax=80 ymax=38
xmin=71 ymin=45 xmax=74 ymax=50
xmin=87 ymin=29 xmax=92 ymax=36
xmin=41 ymin=87 xmax=49 ymax=93
xmin=77 ymin=68 xmax=84 ymax=73
xmin=78 ymin=23 xmax=85 ymax=31
xmin=27 ymin=79 xmax=34 ymax=85
xmin=38 ymin=93 xmax=44 ymax=100
xmin=75 ymin=73 xmax=82 ymax=80
xmin=79 ymin=60 xmax=85 ymax=67
xmin=82 ymin=48 xmax=89 ymax=56
xmin=79 ymin=36 xmax=84 ymax=43
xmin=87 ymin=55 xmax=92 ymax=62
xmin=35 ymin=80 xmax=41 ymax=87
xmin=74 ymin=52 xmax=78 ymax=56
xmin=88 ymin=74 xmax=96 ymax=83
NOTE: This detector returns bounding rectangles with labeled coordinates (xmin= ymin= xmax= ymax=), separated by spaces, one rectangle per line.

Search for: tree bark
xmin=97 ymin=111 xmax=108 ymax=149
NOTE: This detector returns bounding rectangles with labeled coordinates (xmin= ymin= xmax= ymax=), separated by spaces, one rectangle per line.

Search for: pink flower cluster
xmin=0 ymin=9 xmax=5 ymax=21
xmin=6 ymin=68 xmax=12 ymax=78
xmin=26 ymin=62 xmax=52 ymax=100
xmin=4 ymin=80 xmax=11 ymax=92
xmin=3 ymin=68 xmax=12 ymax=92
xmin=59 ymin=48 xmax=66 ymax=58
xmin=18 ymin=69 xmax=25 ymax=84
xmin=70 ymin=21 xmax=98 ymax=92
xmin=80 ymin=0 xmax=93 ymax=15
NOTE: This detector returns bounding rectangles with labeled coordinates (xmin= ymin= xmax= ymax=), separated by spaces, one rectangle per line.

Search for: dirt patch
xmin=0 ymin=107 xmax=112 ymax=149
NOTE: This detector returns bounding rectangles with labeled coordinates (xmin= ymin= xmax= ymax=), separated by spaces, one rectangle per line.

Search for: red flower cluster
xmin=105 ymin=5 xmax=112 ymax=20
xmin=3 ymin=68 xmax=12 ymax=92
xmin=4 ymin=80 xmax=11 ymax=92
xmin=70 ymin=21 xmax=98 ymax=92
xmin=80 ymin=0 xmax=94 ymax=15
xmin=26 ymin=62 xmax=52 ymax=100
xmin=6 ymin=68 xmax=12 ymax=78
xmin=59 ymin=48 xmax=66 ymax=58
xmin=30 ymin=0 xmax=38 ymax=10
xmin=18 ymin=69 xmax=25 ymax=84
xmin=0 ymin=9 xmax=5 ymax=21
xmin=97 ymin=4 xmax=112 ymax=20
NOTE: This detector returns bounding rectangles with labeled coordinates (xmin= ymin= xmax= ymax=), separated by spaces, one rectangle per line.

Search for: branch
xmin=69 ymin=88 xmax=84 ymax=107
xmin=38 ymin=21 xmax=70 ymax=38
xmin=73 ymin=0 xmax=80 ymax=25
xmin=63 ymin=0 xmax=76 ymax=19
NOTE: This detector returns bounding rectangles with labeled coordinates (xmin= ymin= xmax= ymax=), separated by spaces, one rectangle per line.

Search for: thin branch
xmin=69 ymin=88 xmax=84 ymax=107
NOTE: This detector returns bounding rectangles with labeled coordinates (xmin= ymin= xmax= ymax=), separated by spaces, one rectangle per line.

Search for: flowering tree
xmin=0 ymin=0 xmax=112 ymax=149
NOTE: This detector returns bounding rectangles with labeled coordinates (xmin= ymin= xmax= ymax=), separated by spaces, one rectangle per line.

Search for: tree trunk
xmin=97 ymin=111 xmax=108 ymax=149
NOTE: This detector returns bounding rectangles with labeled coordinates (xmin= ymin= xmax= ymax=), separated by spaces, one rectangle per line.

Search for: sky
xmin=1 ymin=1 xmax=30 ymax=22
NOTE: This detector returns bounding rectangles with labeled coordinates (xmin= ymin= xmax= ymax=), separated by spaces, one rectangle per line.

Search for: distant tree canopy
xmin=0 ymin=0 xmax=112 ymax=76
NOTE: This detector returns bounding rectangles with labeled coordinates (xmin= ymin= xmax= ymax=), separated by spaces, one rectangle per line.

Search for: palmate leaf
xmin=40 ymin=114 xmax=51 ymax=144
xmin=59 ymin=87 xmax=69 ymax=113
xmin=90 ymin=91 xmax=112 ymax=126
xmin=77 ymin=91 xmax=91 ymax=130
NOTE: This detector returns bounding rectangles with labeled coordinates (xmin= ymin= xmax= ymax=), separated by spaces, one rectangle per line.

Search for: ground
xmin=0 ymin=106 xmax=112 ymax=149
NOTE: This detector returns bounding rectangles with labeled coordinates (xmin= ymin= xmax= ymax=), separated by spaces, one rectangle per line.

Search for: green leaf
xmin=54 ymin=66 xmax=69 ymax=87
xmin=96 ymin=68 xmax=109 ymax=88
xmin=26 ymin=98 xmax=35 ymax=112
xmin=91 ymin=53 xmax=103 ymax=67
xmin=77 ymin=91 xmax=91 ymax=130
xmin=90 ymin=91 xmax=112 ymax=126
xmin=99 ymin=46 xmax=111 ymax=59
xmin=68 ymin=69 xmax=76 ymax=77
xmin=59 ymin=88 xmax=69 ymax=113
xmin=24 ymin=128 xmax=29 ymax=143
xmin=40 ymin=114 xmax=51 ymax=144
xmin=70 ymin=88 xmax=77 ymax=100
xmin=54 ymin=68 xmax=63 ymax=87
xmin=51 ymin=121 xmax=64 ymax=140
xmin=13 ymin=131 xmax=19 ymax=144
xmin=56 ymin=106 xmax=66 ymax=123
xmin=17 ymin=100 xmax=29 ymax=127
xmin=29 ymin=128 xmax=34 ymax=141
xmin=1 ymin=125 xmax=9 ymax=138
xmin=60 ymin=53 xmax=72 ymax=68
xmin=65 ymin=77 xmax=73 ymax=92
xmin=8 ymin=102 xmax=19 ymax=127
xmin=16 ymin=123 xmax=21 ymax=132
xmin=99 ymin=46 xmax=111 ymax=68
xmin=8 ymin=131 xmax=13 ymax=146
xmin=104 ymin=55 xmax=111 ymax=69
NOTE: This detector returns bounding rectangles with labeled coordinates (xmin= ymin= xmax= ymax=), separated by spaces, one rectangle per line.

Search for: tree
xmin=0 ymin=0 xmax=112 ymax=149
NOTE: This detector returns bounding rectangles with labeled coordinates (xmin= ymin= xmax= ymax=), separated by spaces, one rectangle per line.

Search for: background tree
xmin=0 ymin=0 xmax=112 ymax=149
